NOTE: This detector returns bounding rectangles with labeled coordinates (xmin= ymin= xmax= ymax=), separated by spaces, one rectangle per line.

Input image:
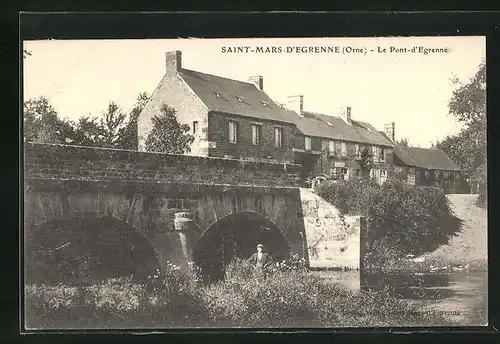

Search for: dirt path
xmin=423 ymin=194 xmax=487 ymax=268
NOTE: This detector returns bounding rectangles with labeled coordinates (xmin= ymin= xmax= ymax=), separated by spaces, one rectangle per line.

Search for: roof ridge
xmin=180 ymin=68 xmax=257 ymax=87
xmin=407 ymin=146 xmax=444 ymax=152
xmin=303 ymin=110 xmax=343 ymax=121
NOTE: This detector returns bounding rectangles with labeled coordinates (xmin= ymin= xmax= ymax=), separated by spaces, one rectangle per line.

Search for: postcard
xmin=23 ymin=36 xmax=487 ymax=329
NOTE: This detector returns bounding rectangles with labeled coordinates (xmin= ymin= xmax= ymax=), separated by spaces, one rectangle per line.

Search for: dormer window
xmin=236 ymin=96 xmax=243 ymax=102
xmin=261 ymin=100 xmax=269 ymax=107
xmin=214 ymin=92 xmax=221 ymax=98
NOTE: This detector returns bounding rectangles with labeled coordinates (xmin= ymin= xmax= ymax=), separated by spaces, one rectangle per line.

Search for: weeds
xmin=25 ymin=258 xmax=458 ymax=329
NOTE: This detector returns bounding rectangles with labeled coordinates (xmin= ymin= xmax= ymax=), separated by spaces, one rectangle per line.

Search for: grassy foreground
xmin=25 ymin=259 xmax=459 ymax=329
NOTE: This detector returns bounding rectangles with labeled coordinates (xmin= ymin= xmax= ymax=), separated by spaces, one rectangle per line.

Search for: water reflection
xmin=361 ymin=271 xmax=454 ymax=300
xmin=317 ymin=270 xmax=488 ymax=325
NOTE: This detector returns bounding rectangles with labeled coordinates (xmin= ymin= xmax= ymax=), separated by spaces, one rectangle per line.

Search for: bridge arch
xmin=192 ymin=211 xmax=290 ymax=284
xmin=25 ymin=213 xmax=161 ymax=285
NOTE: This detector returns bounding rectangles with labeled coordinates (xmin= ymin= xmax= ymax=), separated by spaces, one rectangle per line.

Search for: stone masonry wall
xmin=299 ymin=188 xmax=364 ymax=270
xmin=208 ymin=112 xmax=295 ymax=163
xmin=24 ymin=142 xmax=302 ymax=187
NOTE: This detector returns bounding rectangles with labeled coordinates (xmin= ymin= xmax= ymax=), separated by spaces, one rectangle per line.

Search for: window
xmin=409 ymin=167 xmax=416 ymax=175
xmin=251 ymin=124 xmax=261 ymax=145
xmin=229 ymin=121 xmax=238 ymax=143
xmin=335 ymin=141 xmax=342 ymax=156
xmin=372 ymin=146 xmax=379 ymax=162
xmin=379 ymin=147 xmax=386 ymax=162
xmin=305 ymin=136 xmax=312 ymax=151
xmin=330 ymin=161 xmax=347 ymax=180
xmin=275 ymin=127 xmax=283 ymax=148
xmin=193 ymin=121 xmax=198 ymax=135
xmin=395 ymin=166 xmax=404 ymax=174
xmin=380 ymin=170 xmax=388 ymax=184
xmin=407 ymin=174 xmax=416 ymax=185
xmin=328 ymin=140 xmax=335 ymax=153
xmin=333 ymin=167 xmax=348 ymax=180
xmin=341 ymin=142 xmax=347 ymax=156
xmin=355 ymin=144 xmax=361 ymax=159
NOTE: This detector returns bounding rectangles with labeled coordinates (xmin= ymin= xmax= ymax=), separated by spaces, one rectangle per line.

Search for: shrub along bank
xmin=25 ymin=258 xmax=459 ymax=329
xmin=315 ymin=177 xmax=463 ymax=269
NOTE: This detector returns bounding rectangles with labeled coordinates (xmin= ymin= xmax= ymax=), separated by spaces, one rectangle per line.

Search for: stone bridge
xmin=24 ymin=142 xmax=365 ymax=282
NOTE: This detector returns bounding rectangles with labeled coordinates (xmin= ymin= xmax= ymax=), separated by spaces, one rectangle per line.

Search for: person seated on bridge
xmin=247 ymin=244 xmax=273 ymax=281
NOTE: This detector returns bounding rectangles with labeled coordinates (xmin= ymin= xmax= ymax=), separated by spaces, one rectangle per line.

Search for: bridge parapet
xmin=24 ymin=142 xmax=302 ymax=187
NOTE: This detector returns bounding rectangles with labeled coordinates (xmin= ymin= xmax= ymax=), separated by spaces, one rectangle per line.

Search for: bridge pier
xmin=173 ymin=211 xmax=197 ymax=267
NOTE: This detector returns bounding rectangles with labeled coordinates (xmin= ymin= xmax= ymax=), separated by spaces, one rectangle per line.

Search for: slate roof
xmin=179 ymin=69 xmax=296 ymax=124
xmin=383 ymin=133 xmax=460 ymax=171
xmin=179 ymin=68 xmax=394 ymax=147
xmin=404 ymin=147 xmax=461 ymax=171
xmin=291 ymin=111 xmax=394 ymax=147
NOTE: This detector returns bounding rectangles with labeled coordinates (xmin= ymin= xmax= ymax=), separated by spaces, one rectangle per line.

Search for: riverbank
xmin=397 ymin=194 xmax=487 ymax=272
xmin=24 ymin=261 xmax=462 ymax=329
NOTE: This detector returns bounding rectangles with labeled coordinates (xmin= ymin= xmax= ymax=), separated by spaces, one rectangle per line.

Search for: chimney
xmin=166 ymin=50 xmax=182 ymax=74
xmin=248 ymin=75 xmax=264 ymax=91
xmin=384 ymin=121 xmax=395 ymax=141
xmin=339 ymin=106 xmax=352 ymax=125
xmin=287 ymin=95 xmax=304 ymax=115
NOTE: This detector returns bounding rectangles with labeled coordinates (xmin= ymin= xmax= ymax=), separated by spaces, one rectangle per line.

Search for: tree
xmin=69 ymin=93 xmax=150 ymax=149
xmin=116 ymin=92 xmax=150 ymax=150
xmin=358 ymin=147 xmax=374 ymax=178
xmin=144 ymin=103 xmax=194 ymax=154
xmin=397 ymin=137 xmax=410 ymax=147
xmin=437 ymin=60 xmax=486 ymax=201
xmin=23 ymin=96 xmax=74 ymax=144
xmin=448 ymin=60 xmax=486 ymax=126
xmin=69 ymin=116 xmax=103 ymax=147
xmin=100 ymin=102 xmax=127 ymax=148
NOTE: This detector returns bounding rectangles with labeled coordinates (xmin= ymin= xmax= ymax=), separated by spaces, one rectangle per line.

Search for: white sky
xmin=23 ymin=37 xmax=485 ymax=148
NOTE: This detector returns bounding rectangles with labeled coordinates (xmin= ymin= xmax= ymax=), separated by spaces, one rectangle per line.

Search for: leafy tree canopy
xmin=144 ymin=103 xmax=194 ymax=154
xmin=23 ymin=92 xmax=150 ymax=150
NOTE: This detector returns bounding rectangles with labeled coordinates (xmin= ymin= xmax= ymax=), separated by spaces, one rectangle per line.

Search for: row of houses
xmin=137 ymin=50 xmax=462 ymax=192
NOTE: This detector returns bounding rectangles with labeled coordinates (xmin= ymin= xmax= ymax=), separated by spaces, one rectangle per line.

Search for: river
xmin=315 ymin=270 xmax=488 ymax=326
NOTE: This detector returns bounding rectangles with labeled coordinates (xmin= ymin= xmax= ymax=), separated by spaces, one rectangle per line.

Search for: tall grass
xmin=25 ymin=258 xmax=458 ymax=329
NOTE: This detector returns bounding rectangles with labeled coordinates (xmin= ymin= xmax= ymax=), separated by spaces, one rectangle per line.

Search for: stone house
xmin=137 ymin=50 xmax=296 ymax=163
xmin=387 ymin=138 xmax=462 ymax=193
xmin=137 ymin=50 xmax=462 ymax=190
xmin=284 ymin=95 xmax=395 ymax=185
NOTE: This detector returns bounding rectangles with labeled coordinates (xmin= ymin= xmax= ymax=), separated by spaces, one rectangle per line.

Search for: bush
xmin=25 ymin=259 xmax=458 ymax=328
xmin=476 ymin=184 xmax=487 ymax=208
xmin=25 ymin=262 xmax=212 ymax=329
xmin=316 ymin=177 xmax=463 ymax=267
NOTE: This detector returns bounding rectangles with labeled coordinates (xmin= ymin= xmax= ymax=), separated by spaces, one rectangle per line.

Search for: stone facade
xmin=138 ymin=51 xmax=296 ymax=164
xmin=137 ymin=72 xmax=209 ymax=156
xmin=295 ymin=136 xmax=394 ymax=184
xmin=207 ymin=112 xmax=295 ymax=163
